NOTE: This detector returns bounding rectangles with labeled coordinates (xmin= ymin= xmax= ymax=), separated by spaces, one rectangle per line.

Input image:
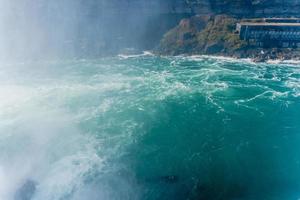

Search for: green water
xmin=0 ymin=55 xmax=300 ymax=200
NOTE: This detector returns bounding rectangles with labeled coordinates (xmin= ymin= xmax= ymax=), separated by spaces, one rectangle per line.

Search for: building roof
xmin=264 ymin=18 xmax=300 ymax=20
xmin=239 ymin=22 xmax=300 ymax=27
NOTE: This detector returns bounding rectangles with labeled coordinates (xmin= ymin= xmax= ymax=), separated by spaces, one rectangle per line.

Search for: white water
xmin=0 ymin=63 xmax=102 ymax=200
xmin=1 ymin=56 xmax=300 ymax=200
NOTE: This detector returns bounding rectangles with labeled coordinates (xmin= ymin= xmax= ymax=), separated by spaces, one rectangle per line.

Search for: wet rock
xmin=205 ymin=43 xmax=224 ymax=54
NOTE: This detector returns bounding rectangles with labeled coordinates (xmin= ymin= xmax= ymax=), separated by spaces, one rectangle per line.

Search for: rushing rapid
xmin=0 ymin=55 xmax=300 ymax=200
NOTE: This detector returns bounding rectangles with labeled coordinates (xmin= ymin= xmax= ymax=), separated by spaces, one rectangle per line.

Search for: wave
xmin=267 ymin=59 xmax=300 ymax=65
xmin=118 ymin=51 xmax=154 ymax=59
xmin=1 ymin=56 xmax=300 ymax=200
xmin=172 ymin=54 xmax=300 ymax=66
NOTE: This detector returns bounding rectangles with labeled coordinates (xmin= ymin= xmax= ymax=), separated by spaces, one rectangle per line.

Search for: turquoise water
xmin=0 ymin=55 xmax=300 ymax=200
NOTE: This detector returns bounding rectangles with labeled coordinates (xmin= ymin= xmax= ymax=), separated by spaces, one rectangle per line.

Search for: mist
xmin=2 ymin=1 xmax=300 ymax=200
xmin=0 ymin=0 xmax=190 ymax=61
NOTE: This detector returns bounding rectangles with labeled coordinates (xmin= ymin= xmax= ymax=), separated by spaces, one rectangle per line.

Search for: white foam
xmin=0 ymin=105 xmax=104 ymax=200
xmin=0 ymin=78 xmax=106 ymax=200
xmin=183 ymin=54 xmax=300 ymax=66
xmin=118 ymin=51 xmax=154 ymax=59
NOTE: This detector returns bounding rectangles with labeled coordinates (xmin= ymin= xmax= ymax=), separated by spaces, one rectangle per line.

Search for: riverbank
xmin=156 ymin=14 xmax=300 ymax=62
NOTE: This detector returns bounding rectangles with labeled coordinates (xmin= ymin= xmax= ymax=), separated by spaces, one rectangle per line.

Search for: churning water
xmin=0 ymin=55 xmax=300 ymax=200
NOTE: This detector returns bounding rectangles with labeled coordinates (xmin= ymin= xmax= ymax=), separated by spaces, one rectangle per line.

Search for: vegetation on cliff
xmin=157 ymin=14 xmax=300 ymax=61
xmin=158 ymin=15 xmax=247 ymax=56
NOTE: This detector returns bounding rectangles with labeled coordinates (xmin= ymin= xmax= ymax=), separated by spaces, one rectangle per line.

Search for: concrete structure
xmin=237 ymin=18 xmax=300 ymax=48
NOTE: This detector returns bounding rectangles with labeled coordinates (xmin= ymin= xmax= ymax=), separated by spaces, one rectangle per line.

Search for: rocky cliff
xmin=184 ymin=0 xmax=300 ymax=17
xmin=4 ymin=0 xmax=300 ymax=60
xmin=76 ymin=0 xmax=300 ymax=59
xmin=105 ymin=0 xmax=300 ymax=55
xmin=157 ymin=14 xmax=300 ymax=61
xmin=157 ymin=15 xmax=245 ymax=56
xmin=96 ymin=0 xmax=300 ymax=17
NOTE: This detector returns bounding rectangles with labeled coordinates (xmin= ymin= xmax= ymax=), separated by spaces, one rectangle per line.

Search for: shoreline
xmin=155 ymin=50 xmax=300 ymax=64
xmin=174 ymin=54 xmax=300 ymax=65
xmin=156 ymin=14 xmax=300 ymax=64
xmin=118 ymin=50 xmax=300 ymax=65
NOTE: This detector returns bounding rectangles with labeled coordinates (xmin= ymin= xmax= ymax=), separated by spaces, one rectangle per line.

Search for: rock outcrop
xmin=4 ymin=0 xmax=300 ymax=60
xmin=184 ymin=0 xmax=300 ymax=17
xmin=157 ymin=15 xmax=246 ymax=56
xmin=96 ymin=0 xmax=300 ymax=18
xmin=157 ymin=14 xmax=300 ymax=61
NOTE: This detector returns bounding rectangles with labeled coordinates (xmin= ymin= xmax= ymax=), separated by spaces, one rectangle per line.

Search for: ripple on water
xmin=0 ymin=56 xmax=300 ymax=200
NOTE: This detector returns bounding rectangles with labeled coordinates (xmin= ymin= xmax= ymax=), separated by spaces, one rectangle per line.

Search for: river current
xmin=0 ymin=55 xmax=300 ymax=200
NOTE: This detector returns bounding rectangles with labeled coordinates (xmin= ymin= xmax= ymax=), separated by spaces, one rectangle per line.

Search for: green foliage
xmin=158 ymin=15 xmax=247 ymax=55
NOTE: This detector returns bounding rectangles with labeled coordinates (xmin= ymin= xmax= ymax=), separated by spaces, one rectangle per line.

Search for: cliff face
xmin=157 ymin=15 xmax=246 ymax=56
xmin=101 ymin=0 xmax=300 ymax=55
xmin=177 ymin=0 xmax=300 ymax=17
xmin=3 ymin=0 xmax=300 ymax=60
xmin=99 ymin=0 xmax=300 ymax=17
xmin=75 ymin=0 xmax=300 ymax=58
xmin=96 ymin=0 xmax=300 ymax=16
xmin=157 ymin=14 xmax=300 ymax=61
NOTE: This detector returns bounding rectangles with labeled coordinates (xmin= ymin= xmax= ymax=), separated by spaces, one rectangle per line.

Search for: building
xmin=236 ymin=18 xmax=300 ymax=48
